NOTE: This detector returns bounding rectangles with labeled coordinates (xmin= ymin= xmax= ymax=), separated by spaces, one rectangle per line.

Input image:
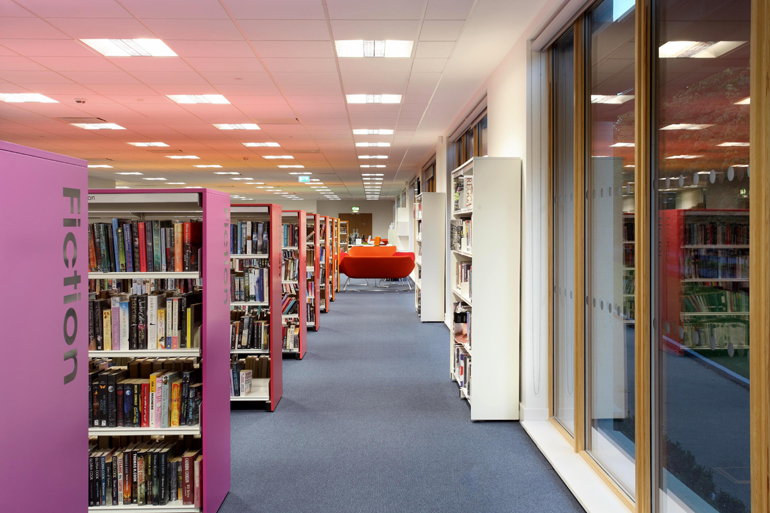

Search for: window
xmin=584 ymin=0 xmax=636 ymax=497
xmin=451 ymin=112 xmax=488 ymax=168
xmin=552 ymin=29 xmax=576 ymax=436
xmin=653 ymin=0 xmax=751 ymax=510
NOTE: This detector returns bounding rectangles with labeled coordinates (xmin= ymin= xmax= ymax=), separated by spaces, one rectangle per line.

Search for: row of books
xmin=623 ymin=270 xmax=635 ymax=294
xmin=684 ymin=219 xmax=749 ymax=246
xmin=90 ymin=278 xmax=200 ymax=296
xmin=450 ymin=219 xmax=472 ymax=253
xmin=453 ymin=174 xmax=474 ymax=211
xmin=307 ymin=248 xmax=315 ymax=265
xmin=231 ymin=267 xmax=269 ymax=302
xmin=282 ymin=282 xmax=299 ymax=295
xmin=89 ymin=220 xmax=202 ymax=273
xmin=307 ymin=302 xmax=316 ymax=324
xmin=623 ymin=218 xmax=635 ymax=243
xmin=230 ymin=310 xmax=269 ymax=351
xmin=682 ymin=249 xmax=749 ymax=280
xmin=230 ymin=356 xmax=270 ymax=397
xmin=283 ymin=223 xmax=300 ymax=247
xmin=283 ymin=322 xmax=300 ymax=350
xmin=230 ymin=220 xmax=270 ymax=255
xmin=624 ymin=245 xmax=635 ymax=268
xmin=306 ymin=278 xmax=315 ymax=299
xmin=89 ymin=360 xmax=201 ymax=429
xmin=231 ymin=257 xmax=268 ymax=273
xmin=453 ymin=345 xmax=471 ymax=396
xmin=453 ymin=303 xmax=472 ymax=349
xmin=282 ymin=250 xmax=300 ymax=281
xmin=682 ymin=288 xmax=750 ymax=313
xmin=680 ymin=320 xmax=749 ymax=349
xmin=455 ymin=261 xmax=472 ymax=300
xmin=414 ymin=201 xmax=422 ymax=220
xmin=88 ymin=441 xmax=201 ymax=507
xmin=89 ymin=291 xmax=202 ymax=351
xmin=282 ymin=296 xmax=299 ymax=315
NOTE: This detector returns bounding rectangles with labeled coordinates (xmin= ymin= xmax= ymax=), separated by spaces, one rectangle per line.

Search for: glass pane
xmin=585 ymin=0 xmax=636 ymax=496
xmin=479 ymin=115 xmax=489 ymax=156
xmin=654 ymin=0 xmax=751 ymax=511
xmin=552 ymin=29 xmax=576 ymax=435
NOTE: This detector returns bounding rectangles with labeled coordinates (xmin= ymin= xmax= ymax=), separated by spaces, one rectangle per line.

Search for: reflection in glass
xmin=552 ymin=30 xmax=576 ymax=435
xmin=585 ymin=0 xmax=636 ymax=496
xmin=654 ymin=0 xmax=751 ymax=511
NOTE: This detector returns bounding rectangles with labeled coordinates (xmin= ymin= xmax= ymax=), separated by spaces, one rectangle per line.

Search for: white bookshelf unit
xmin=449 ymin=157 xmax=522 ymax=421
xmin=414 ymin=192 xmax=446 ymax=322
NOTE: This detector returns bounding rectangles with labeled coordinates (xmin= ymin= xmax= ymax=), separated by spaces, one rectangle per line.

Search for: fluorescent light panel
xmin=591 ymin=95 xmax=634 ymax=104
xmin=659 ymin=41 xmax=745 ymax=59
xmin=143 ymin=177 xmax=167 ymax=181
xmin=278 ymin=165 xmax=304 ymax=168
xmin=661 ymin=123 xmax=714 ymax=130
xmin=353 ymin=129 xmax=394 ymax=135
xmin=167 ymin=95 xmax=229 ymax=104
xmin=361 ymin=173 xmax=385 ymax=176
xmin=214 ymin=171 xmax=239 ymax=175
xmin=166 ymin=155 xmax=199 ymax=159
xmin=72 ymin=123 xmax=125 ymax=130
xmin=81 ymin=39 xmax=176 ymax=57
xmin=346 ymin=94 xmax=401 ymax=104
xmin=361 ymin=165 xmax=386 ymax=168
xmin=214 ymin=124 xmax=260 ymax=130
xmin=243 ymin=142 xmax=279 ymax=147
xmin=117 ymin=172 xmax=142 ymax=175
xmin=665 ymin=155 xmax=703 ymax=159
xmin=358 ymin=155 xmax=387 ymax=159
xmin=335 ymin=40 xmax=413 ymax=58
xmin=167 ymin=182 xmax=185 ymax=185
xmin=197 ymin=165 xmax=222 ymax=168
xmin=88 ymin=165 xmax=113 ymax=168
xmin=717 ymin=142 xmax=749 ymax=147
xmin=610 ymin=142 xmax=635 ymax=147
xmin=0 ymin=93 xmax=57 ymax=103
xmin=355 ymin=142 xmax=391 ymax=147
xmin=128 ymin=142 xmax=168 ymax=147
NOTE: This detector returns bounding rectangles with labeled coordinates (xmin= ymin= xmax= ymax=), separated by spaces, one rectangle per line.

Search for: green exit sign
xmin=298 ymin=176 xmax=310 ymax=183
xmin=351 ymin=206 xmax=360 ymax=212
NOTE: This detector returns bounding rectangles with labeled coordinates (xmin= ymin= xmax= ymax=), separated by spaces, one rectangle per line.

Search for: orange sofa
xmin=339 ymin=249 xmax=415 ymax=290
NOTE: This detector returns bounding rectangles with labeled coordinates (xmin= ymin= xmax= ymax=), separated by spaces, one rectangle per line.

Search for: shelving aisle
xmin=222 ymin=290 xmax=583 ymax=513
xmin=305 ymin=213 xmax=320 ymax=331
xmin=281 ymin=210 xmax=307 ymax=359
xmin=229 ymin=204 xmax=283 ymax=410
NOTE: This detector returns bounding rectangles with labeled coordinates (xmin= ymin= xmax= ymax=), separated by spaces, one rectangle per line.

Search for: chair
xmin=339 ymin=251 xmax=415 ymax=291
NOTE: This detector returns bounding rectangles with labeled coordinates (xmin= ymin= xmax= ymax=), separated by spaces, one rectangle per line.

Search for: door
xmin=339 ymin=213 xmax=372 ymax=241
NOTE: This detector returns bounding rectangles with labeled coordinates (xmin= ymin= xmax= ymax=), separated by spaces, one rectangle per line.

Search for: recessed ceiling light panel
xmin=358 ymin=155 xmax=388 ymax=159
xmin=72 ymin=123 xmax=125 ymax=130
xmin=346 ymin=94 xmax=401 ymax=104
xmin=335 ymin=40 xmax=413 ymax=58
xmin=353 ymin=129 xmax=394 ymax=135
xmin=81 ymin=39 xmax=177 ymax=57
xmin=0 ymin=93 xmax=57 ymax=103
xmin=214 ymin=123 xmax=260 ymax=130
xmin=243 ymin=142 xmax=279 ymax=147
xmin=128 ymin=142 xmax=168 ymax=147
xmin=167 ymin=95 xmax=229 ymax=104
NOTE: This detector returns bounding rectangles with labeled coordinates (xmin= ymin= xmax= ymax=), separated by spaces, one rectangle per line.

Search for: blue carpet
xmin=222 ymin=289 xmax=584 ymax=513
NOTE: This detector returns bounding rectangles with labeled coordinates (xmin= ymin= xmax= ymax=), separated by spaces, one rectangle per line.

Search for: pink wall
xmin=0 ymin=141 xmax=88 ymax=512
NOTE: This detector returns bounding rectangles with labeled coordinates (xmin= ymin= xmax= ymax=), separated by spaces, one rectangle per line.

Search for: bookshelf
xmin=1 ymin=142 xmax=88 ymax=511
xmin=339 ymin=220 xmax=349 ymax=254
xmin=229 ymin=204 xmax=284 ymax=410
xmin=331 ymin=217 xmax=339 ymax=299
xmin=415 ymin=192 xmax=446 ymax=322
xmin=281 ymin=210 xmax=307 ymax=359
xmin=87 ymin=189 xmax=231 ymax=511
xmin=305 ymin=213 xmax=320 ymax=331
xmin=659 ymin=209 xmax=750 ymax=357
xmin=319 ymin=216 xmax=332 ymax=313
xmin=448 ymin=157 xmax=522 ymax=421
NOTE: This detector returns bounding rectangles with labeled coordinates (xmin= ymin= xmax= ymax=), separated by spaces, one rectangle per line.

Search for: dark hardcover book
xmin=133 ymin=381 xmax=142 ymax=427
xmin=116 ymin=381 xmax=125 ymax=427
xmin=100 ymin=452 xmax=107 ymax=506
xmin=111 ymin=454 xmax=118 ymax=505
xmin=110 ymin=218 xmax=120 ymax=273
xmin=152 ymin=220 xmax=162 ymax=271
xmin=131 ymin=220 xmax=141 ymax=272
xmin=89 ymin=455 xmax=95 ymax=506
xmin=184 ymin=222 xmax=203 ymax=271
xmin=132 ymin=448 xmax=138 ymax=504
xmin=178 ymin=292 xmax=202 ymax=349
xmin=98 ymin=224 xmax=111 ymax=272
xmin=165 ymin=227 xmax=173 ymax=273
xmin=105 ymin=372 xmax=118 ymax=427
xmin=89 ymin=299 xmax=96 ymax=350
xmin=94 ymin=452 xmax=101 ymax=505
xmin=138 ymin=221 xmax=147 ymax=272
xmin=129 ymin=295 xmax=139 ymax=350
xmin=117 ymin=224 xmax=126 ymax=272
xmin=123 ymin=223 xmax=134 ymax=273
xmin=97 ymin=371 xmax=109 ymax=427
xmin=188 ymin=383 xmax=202 ymax=426
xmin=145 ymin=221 xmax=154 ymax=273
xmin=122 ymin=446 xmax=132 ymax=504
xmin=124 ymin=380 xmax=134 ymax=427
xmin=137 ymin=294 xmax=148 ymax=350
xmin=256 ymin=222 xmax=264 ymax=253
xmin=151 ymin=448 xmax=159 ymax=505
xmin=92 ymin=376 xmax=100 ymax=427
xmin=180 ymin=368 xmax=200 ymax=425
xmin=94 ymin=300 xmax=105 ymax=351
xmin=159 ymin=447 xmax=169 ymax=505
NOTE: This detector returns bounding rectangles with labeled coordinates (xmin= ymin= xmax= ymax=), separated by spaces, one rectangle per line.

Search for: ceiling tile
xmin=84 ymin=83 xmax=160 ymax=95
xmin=279 ymin=82 xmax=341 ymax=96
xmin=227 ymin=95 xmax=289 ymax=105
xmin=325 ymin=0 xmax=424 ymax=19
xmin=237 ymin=103 xmax=297 ymax=119
xmin=285 ymin=95 xmax=344 ymax=105
xmin=117 ymin=0 xmax=230 ymax=19
xmin=223 ymin=0 xmax=326 ymax=20
xmin=338 ymin=58 xmax=412 ymax=74
xmin=341 ymin=72 xmax=409 ymax=88
xmin=185 ymin=57 xmax=265 ymax=73
xmin=168 ymin=40 xmax=254 ymax=58
xmin=142 ymin=19 xmax=243 ymax=41
xmin=0 ymin=17 xmax=70 ymax=39
xmin=260 ymin=58 xmax=336 ymax=73
xmin=0 ymin=39 xmax=94 ymax=57
xmin=28 ymin=56 xmax=124 ymax=73
xmin=294 ymin=103 xmax=348 ymax=118
xmin=0 ymin=55 xmax=49 ymax=71
xmin=59 ymin=70 xmax=144 ymax=85
xmin=1 ymin=70 xmax=74 ymax=83
xmin=411 ymin=58 xmax=446 ymax=73
xmin=425 ymin=0 xmax=474 ymax=20
xmin=46 ymin=18 xmax=155 ymax=39
xmin=19 ymin=82 xmax=95 ymax=95
xmin=239 ymin=20 xmax=329 ymax=41
xmin=415 ymin=41 xmax=455 ymax=58
xmin=128 ymin=70 xmax=207 ymax=85
xmin=330 ymin=20 xmax=420 ymax=40
xmin=419 ymin=20 xmax=465 ymax=41
xmin=250 ymin=41 xmax=333 ymax=58
xmin=14 ymin=0 xmax=131 ymax=17
xmin=212 ymin=82 xmax=282 ymax=96
xmin=109 ymin=57 xmax=195 ymax=73
xmin=197 ymin=70 xmax=272 ymax=86
xmin=0 ymin=0 xmax=37 ymax=17
xmin=272 ymin=72 xmax=340 ymax=86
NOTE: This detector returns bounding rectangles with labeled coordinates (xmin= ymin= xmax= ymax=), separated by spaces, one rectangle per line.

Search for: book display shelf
xmin=305 ymin=213 xmax=321 ymax=331
xmin=449 ymin=157 xmax=522 ymax=421
xmin=1 ymin=142 xmax=88 ymax=512
xmin=329 ymin=218 xmax=337 ymax=296
xmin=319 ymin=216 xmax=331 ymax=313
xmin=281 ymin=211 xmax=307 ymax=359
xmin=87 ymin=189 xmax=231 ymax=511
xmin=659 ymin=209 xmax=750 ymax=356
xmin=339 ymin=220 xmax=349 ymax=254
xmin=229 ymin=204 xmax=283 ymax=410
xmin=415 ymin=192 xmax=446 ymax=322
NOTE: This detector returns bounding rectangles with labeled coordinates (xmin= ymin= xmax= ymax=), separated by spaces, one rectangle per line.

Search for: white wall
xmin=315 ymin=200 xmax=394 ymax=237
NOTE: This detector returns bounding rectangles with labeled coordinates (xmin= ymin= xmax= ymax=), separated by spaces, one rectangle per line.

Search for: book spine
xmin=160 ymin=228 xmax=167 ymax=272
xmin=111 ymin=297 xmax=120 ymax=350
xmin=160 ymin=452 xmax=168 ymax=505
xmin=175 ymin=223 xmax=184 ymax=272
xmin=182 ymin=456 xmax=192 ymax=505
xmin=133 ymin=382 xmax=142 ymax=426
xmin=100 ymin=454 xmax=106 ymax=505
xmin=106 ymin=373 xmax=117 ymax=427
xmin=131 ymin=450 xmax=138 ymax=504
xmin=158 ymin=307 xmax=166 ymax=349
xmin=119 ymin=300 xmax=129 ymax=350
xmin=131 ymin=220 xmax=141 ymax=272
xmin=147 ymin=295 xmax=157 ymax=350
xmin=111 ymin=219 xmax=120 ymax=273
xmin=193 ymin=457 xmax=201 ymax=508
xmin=180 ymin=378 xmax=190 ymax=425
xmin=89 ymin=455 xmax=95 ymax=506
xmin=161 ymin=377 xmax=170 ymax=428
xmin=88 ymin=225 xmax=97 ymax=272
xmin=123 ymin=450 xmax=131 ymax=504
xmin=153 ymin=220 xmax=162 ymax=271
xmin=112 ymin=454 xmax=119 ymax=505
xmin=183 ymin=222 xmax=191 ymax=271
xmin=137 ymin=295 xmax=148 ymax=349
xmin=155 ymin=375 xmax=164 ymax=428
xmin=137 ymin=453 xmax=145 ymax=506
xmin=116 ymin=382 xmax=124 ymax=426
xmin=171 ymin=381 xmax=181 ymax=426
xmin=138 ymin=222 xmax=147 ymax=272
xmin=102 ymin=309 xmax=112 ymax=351
xmin=145 ymin=221 xmax=154 ymax=272
xmin=129 ymin=296 xmax=138 ymax=350
xmin=151 ymin=451 xmax=159 ymax=505
xmin=141 ymin=381 xmax=150 ymax=427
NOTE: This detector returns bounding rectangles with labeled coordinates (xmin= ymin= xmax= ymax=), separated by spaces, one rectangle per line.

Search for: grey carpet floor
xmin=221 ymin=288 xmax=584 ymax=513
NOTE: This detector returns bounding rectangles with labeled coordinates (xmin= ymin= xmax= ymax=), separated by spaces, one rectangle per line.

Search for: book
xmin=194 ymin=454 xmax=202 ymax=508
xmin=184 ymin=222 xmax=203 ymax=271
xmin=239 ymin=369 xmax=252 ymax=397
xmin=181 ymin=450 xmax=199 ymax=505
xmin=170 ymin=379 xmax=182 ymax=426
